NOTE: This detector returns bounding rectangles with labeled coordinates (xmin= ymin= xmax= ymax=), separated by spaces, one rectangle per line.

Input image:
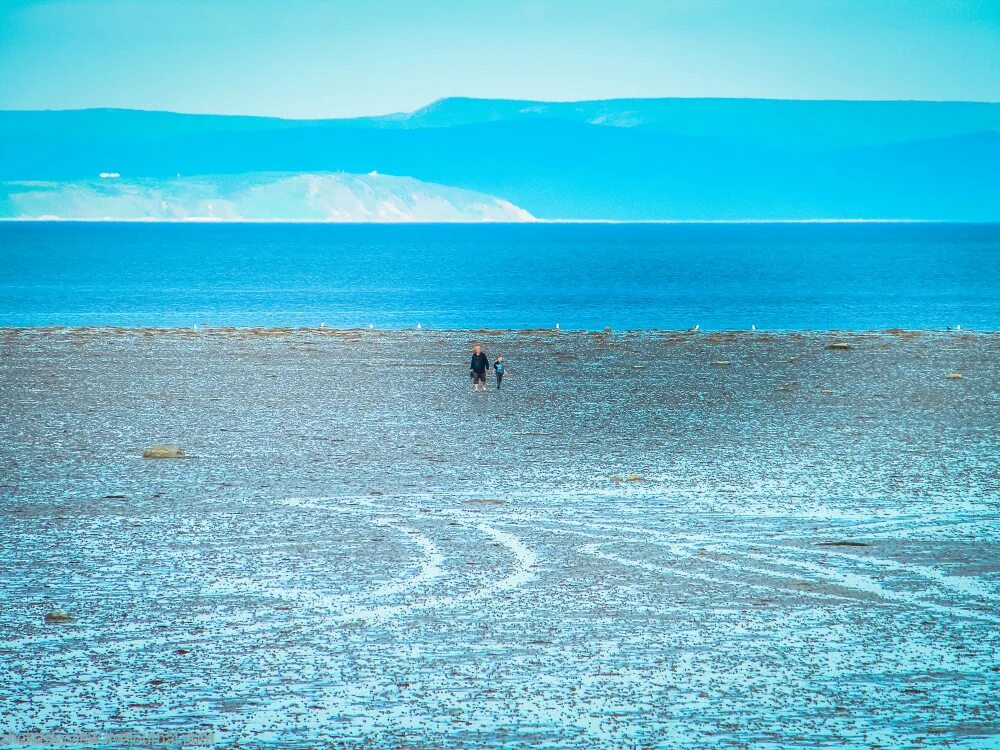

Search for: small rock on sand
xmin=142 ymin=444 xmax=185 ymax=459
xmin=44 ymin=612 xmax=74 ymax=624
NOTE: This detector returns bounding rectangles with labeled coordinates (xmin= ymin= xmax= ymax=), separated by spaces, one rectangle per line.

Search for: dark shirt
xmin=470 ymin=352 xmax=490 ymax=374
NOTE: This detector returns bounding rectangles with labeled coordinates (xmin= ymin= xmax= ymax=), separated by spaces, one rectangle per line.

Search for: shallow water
xmin=1 ymin=222 xmax=999 ymax=329
xmin=1 ymin=329 xmax=998 ymax=747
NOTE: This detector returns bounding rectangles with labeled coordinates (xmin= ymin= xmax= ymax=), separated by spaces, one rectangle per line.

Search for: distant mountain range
xmin=1 ymin=97 xmax=998 ymax=220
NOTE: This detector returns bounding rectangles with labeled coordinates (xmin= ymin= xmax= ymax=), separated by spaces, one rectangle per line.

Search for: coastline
xmin=3 ymin=325 xmax=996 ymax=335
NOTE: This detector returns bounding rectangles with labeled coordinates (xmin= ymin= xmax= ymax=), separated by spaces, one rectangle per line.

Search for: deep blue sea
xmin=1 ymin=222 xmax=998 ymax=329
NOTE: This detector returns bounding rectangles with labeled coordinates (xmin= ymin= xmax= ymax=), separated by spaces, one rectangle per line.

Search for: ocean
xmin=1 ymin=221 xmax=998 ymax=329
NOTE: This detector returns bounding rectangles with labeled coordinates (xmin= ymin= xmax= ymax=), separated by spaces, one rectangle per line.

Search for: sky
xmin=1 ymin=0 xmax=999 ymax=119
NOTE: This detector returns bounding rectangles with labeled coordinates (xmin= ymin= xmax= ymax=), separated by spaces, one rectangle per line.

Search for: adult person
xmin=470 ymin=345 xmax=490 ymax=392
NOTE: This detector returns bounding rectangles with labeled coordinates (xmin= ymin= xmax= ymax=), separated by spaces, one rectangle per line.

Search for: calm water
xmin=1 ymin=222 xmax=998 ymax=329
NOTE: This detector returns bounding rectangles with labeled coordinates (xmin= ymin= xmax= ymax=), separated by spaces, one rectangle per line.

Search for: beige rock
xmin=142 ymin=444 xmax=186 ymax=459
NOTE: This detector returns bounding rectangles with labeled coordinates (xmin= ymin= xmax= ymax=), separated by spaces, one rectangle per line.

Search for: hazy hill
xmin=369 ymin=97 xmax=1000 ymax=150
xmin=0 ymin=173 xmax=533 ymax=222
xmin=1 ymin=97 xmax=997 ymax=220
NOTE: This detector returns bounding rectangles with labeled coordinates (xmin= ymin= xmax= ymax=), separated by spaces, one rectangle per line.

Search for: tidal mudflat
xmin=1 ymin=328 xmax=999 ymax=748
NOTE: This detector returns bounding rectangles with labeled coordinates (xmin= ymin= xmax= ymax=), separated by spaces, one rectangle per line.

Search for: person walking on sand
xmin=470 ymin=345 xmax=490 ymax=392
xmin=494 ymin=354 xmax=506 ymax=390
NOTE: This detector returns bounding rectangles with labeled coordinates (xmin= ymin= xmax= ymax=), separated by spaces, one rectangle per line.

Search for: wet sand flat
xmin=1 ymin=328 xmax=999 ymax=748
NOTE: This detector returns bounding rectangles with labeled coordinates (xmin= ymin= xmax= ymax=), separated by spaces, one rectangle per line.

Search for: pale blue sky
xmin=2 ymin=0 xmax=999 ymax=118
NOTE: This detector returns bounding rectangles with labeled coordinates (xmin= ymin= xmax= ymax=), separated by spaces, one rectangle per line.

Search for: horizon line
xmin=2 ymin=94 xmax=999 ymax=122
xmin=1 ymin=218 xmax=996 ymax=225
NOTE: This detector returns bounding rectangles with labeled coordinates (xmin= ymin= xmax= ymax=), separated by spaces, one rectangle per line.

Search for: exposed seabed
xmin=1 ymin=328 xmax=998 ymax=748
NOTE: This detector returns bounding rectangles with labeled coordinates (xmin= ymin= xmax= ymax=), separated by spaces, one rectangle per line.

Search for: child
xmin=495 ymin=355 xmax=505 ymax=389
